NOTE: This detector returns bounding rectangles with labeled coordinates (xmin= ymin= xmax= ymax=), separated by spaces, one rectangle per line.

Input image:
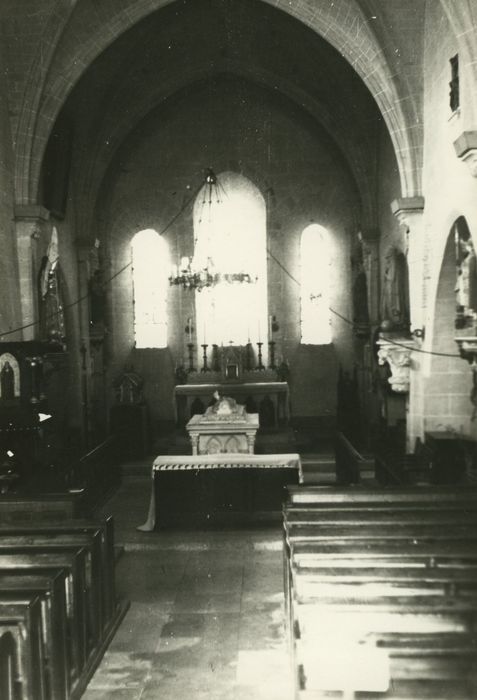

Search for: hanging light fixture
xmin=169 ymin=168 xmax=256 ymax=291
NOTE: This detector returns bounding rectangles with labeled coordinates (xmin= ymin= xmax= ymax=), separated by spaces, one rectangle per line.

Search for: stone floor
xmin=82 ymin=470 xmax=293 ymax=700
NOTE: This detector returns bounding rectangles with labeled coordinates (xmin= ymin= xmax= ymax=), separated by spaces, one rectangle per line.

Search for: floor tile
xmin=86 ymin=651 xmax=153 ymax=689
xmin=86 ymin=472 xmax=292 ymax=698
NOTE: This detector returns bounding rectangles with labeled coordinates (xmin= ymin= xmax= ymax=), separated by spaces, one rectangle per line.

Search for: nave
xmin=82 ymin=462 xmax=292 ymax=700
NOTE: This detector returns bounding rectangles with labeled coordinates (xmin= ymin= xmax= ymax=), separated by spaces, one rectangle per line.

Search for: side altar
xmin=186 ymin=393 xmax=259 ymax=455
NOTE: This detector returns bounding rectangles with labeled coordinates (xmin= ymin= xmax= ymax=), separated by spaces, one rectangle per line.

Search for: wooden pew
xmin=285 ymin=522 xmax=477 ymax=543
xmin=0 ymin=572 xmax=69 ymax=700
xmin=0 ymin=512 xmax=127 ymax=700
xmin=0 ymin=517 xmax=116 ymax=630
xmin=0 ymin=551 xmax=88 ymax=676
xmin=0 ymin=495 xmax=82 ymax=524
xmin=0 ymin=536 xmax=103 ymax=653
xmin=0 ymin=596 xmax=46 ymax=700
xmin=286 ymin=507 xmax=477 ymax=529
xmin=283 ymin=486 xmax=477 ymax=698
xmin=285 ymin=485 xmax=477 ymax=506
xmin=0 ymin=629 xmax=19 ymax=700
xmin=0 ymin=517 xmax=116 ymax=623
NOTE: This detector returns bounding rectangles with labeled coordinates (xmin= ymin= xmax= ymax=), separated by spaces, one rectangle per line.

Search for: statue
xmin=39 ymin=226 xmax=66 ymax=346
xmin=380 ymin=247 xmax=409 ymax=330
xmin=455 ymin=237 xmax=477 ymax=316
xmin=0 ymin=361 xmax=14 ymax=400
xmin=0 ymin=354 xmax=20 ymax=399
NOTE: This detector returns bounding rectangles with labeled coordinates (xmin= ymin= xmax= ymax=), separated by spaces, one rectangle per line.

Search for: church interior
xmin=1 ymin=1 xmax=477 ymax=698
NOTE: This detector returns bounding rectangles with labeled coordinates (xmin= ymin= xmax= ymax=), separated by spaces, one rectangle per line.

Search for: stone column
xmin=390 ymin=197 xmax=425 ymax=452
xmin=77 ymin=242 xmax=94 ymax=446
xmin=14 ymin=205 xmax=49 ymax=341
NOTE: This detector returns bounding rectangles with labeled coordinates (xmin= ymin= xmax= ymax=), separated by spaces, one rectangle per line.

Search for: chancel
xmin=1 ymin=2 xmax=477 ymax=699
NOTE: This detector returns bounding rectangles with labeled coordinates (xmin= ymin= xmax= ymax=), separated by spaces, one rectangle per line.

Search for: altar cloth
xmin=137 ymin=453 xmax=302 ymax=531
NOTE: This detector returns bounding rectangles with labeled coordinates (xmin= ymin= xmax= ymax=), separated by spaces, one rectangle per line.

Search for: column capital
xmin=358 ymin=227 xmax=380 ymax=242
xmin=390 ymin=197 xmax=425 ymax=232
xmin=376 ymin=333 xmax=417 ymax=393
xmin=453 ymin=131 xmax=477 ymax=178
xmin=14 ymin=204 xmax=50 ymax=222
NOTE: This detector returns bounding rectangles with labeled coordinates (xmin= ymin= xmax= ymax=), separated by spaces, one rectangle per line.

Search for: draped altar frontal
xmin=138 ymin=453 xmax=302 ymax=530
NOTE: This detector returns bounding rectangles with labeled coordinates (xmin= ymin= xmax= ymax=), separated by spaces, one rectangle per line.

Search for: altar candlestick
xmin=187 ymin=343 xmax=196 ymax=373
xmin=256 ymin=342 xmax=265 ymax=370
xmin=268 ymin=315 xmax=273 ymax=337
xmin=257 ymin=320 xmax=261 ymax=343
xmin=201 ymin=344 xmax=209 ymax=372
xmin=269 ymin=341 xmax=276 ymax=369
xmin=245 ymin=342 xmax=253 ymax=371
xmin=187 ymin=317 xmax=192 ymax=342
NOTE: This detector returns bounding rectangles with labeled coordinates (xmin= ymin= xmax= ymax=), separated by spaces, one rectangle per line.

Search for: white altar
xmin=186 ymin=394 xmax=259 ymax=455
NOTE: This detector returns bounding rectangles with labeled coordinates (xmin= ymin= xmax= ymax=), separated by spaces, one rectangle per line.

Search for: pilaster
xmin=14 ymin=205 xmax=50 ymax=341
xmin=390 ymin=197 xmax=425 ymax=334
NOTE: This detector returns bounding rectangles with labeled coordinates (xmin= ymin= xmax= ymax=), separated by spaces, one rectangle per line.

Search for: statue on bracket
xmin=38 ymin=226 xmax=66 ymax=347
xmin=455 ymin=222 xmax=477 ymax=330
xmin=380 ymin=246 xmax=409 ymax=331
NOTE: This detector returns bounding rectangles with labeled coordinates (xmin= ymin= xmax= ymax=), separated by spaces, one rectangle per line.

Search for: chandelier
xmin=169 ymin=168 xmax=256 ymax=292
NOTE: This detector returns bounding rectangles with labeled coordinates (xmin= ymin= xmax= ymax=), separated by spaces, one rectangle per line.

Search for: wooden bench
xmin=285 ymin=485 xmax=477 ymax=506
xmin=0 ymin=511 xmax=128 ymax=700
xmin=0 ymin=628 xmax=18 ymax=700
xmin=283 ymin=485 xmax=477 ymax=698
xmin=0 ymin=572 xmax=69 ymax=700
xmin=0 ymin=495 xmax=83 ymax=524
xmin=0 ymin=536 xmax=104 ymax=653
xmin=0 ymin=551 xmax=88 ymax=677
xmin=0 ymin=517 xmax=116 ymax=622
xmin=0 ymin=595 xmax=46 ymax=700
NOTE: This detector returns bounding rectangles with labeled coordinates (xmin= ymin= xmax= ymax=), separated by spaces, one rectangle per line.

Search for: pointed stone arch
xmin=15 ymin=0 xmax=421 ymax=206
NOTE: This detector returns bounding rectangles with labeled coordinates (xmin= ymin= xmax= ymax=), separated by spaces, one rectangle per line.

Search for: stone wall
xmin=418 ymin=2 xmax=477 ymax=439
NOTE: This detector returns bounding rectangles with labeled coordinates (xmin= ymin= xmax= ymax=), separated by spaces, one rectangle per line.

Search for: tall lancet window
xmin=300 ymin=224 xmax=332 ymax=345
xmin=194 ymin=172 xmax=268 ymax=348
xmin=131 ymin=229 xmax=169 ymax=348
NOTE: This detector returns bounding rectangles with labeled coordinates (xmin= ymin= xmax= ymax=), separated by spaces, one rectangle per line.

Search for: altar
xmin=137 ymin=452 xmax=302 ymax=529
xmin=186 ymin=395 xmax=259 ymax=455
xmin=174 ymin=381 xmax=289 ymax=427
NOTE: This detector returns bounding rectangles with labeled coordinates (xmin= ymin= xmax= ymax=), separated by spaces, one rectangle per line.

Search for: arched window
xmin=131 ymin=229 xmax=169 ymax=348
xmin=194 ymin=172 xmax=268 ymax=348
xmin=300 ymin=224 xmax=332 ymax=345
